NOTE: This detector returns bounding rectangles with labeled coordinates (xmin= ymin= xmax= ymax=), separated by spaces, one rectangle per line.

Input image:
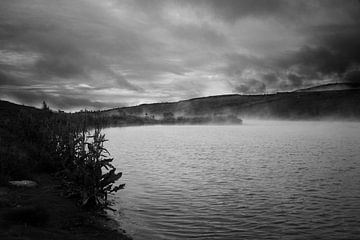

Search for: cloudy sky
xmin=1 ymin=0 xmax=360 ymax=111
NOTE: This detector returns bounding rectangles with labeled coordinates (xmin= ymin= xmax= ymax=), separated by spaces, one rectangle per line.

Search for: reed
xmin=0 ymin=106 xmax=124 ymax=210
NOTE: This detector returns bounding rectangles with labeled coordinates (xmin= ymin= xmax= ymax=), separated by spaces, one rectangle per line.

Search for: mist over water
xmin=104 ymin=121 xmax=360 ymax=240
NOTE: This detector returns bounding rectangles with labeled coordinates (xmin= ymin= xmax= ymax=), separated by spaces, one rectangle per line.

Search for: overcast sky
xmin=1 ymin=0 xmax=360 ymax=111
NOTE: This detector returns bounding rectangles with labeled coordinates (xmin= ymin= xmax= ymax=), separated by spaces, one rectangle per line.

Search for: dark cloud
xmin=344 ymin=69 xmax=360 ymax=83
xmin=275 ymin=46 xmax=349 ymax=76
xmin=319 ymin=29 xmax=360 ymax=68
xmin=169 ymin=23 xmax=227 ymax=47
xmin=218 ymin=0 xmax=360 ymax=92
xmin=235 ymin=79 xmax=266 ymax=94
xmin=1 ymin=0 xmax=360 ymax=110
xmin=34 ymin=52 xmax=87 ymax=79
xmin=290 ymin=23 xmax=360 ymax=78
xmin=262 ymin=73 xmax=279 ymax=86
xmin=287 ymin=73 xmax=304 ymax=88
xmin=0 ymin=0 xmax=142 ymax=90
xmin=187 ymin=0 xmax=290 ymax=22
xmin=222 ymin=54 xmax=267 ymax=77
xmin=0 ymin=71 xmax=17 ymax=86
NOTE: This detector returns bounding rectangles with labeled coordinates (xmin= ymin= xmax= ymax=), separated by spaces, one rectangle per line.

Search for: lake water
xmin=104 ymin=120 xmax=360 ymax=240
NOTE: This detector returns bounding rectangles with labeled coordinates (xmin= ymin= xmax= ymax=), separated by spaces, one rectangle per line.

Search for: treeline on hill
xmin=82 ymin=109 xmax=243 ymax=126
xmin=0 ymin=101 xmax=124 ymax=210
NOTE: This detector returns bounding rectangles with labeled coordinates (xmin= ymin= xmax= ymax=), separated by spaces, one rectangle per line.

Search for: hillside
xmin=104 ymin=89 xmax=360 ymax=120
xmin=2 ymin=85 xmax=360 ymax=122
xmin=0 ymin=100 xmax=41 ymax=119
xmin=295 ymin=82 xmax=360 ymax=92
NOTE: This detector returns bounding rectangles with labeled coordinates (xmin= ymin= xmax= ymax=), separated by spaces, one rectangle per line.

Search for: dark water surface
xmin=105 ymin=121 xmax=360 ymax=240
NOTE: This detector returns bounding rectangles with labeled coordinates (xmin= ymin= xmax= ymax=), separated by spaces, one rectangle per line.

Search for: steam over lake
xmin=105 ymin=121 xmax=360 ymax=240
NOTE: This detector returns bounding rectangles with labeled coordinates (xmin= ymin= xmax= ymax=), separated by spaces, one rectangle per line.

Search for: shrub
xmin=73 ymin=128 xmax=125 ymax=209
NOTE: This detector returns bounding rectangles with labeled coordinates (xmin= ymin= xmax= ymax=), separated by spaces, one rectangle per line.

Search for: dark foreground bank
xmin=0 ymin=100 xmax=130 ymax=239
xmin=0 ymin=174 xmax=132 ymax=240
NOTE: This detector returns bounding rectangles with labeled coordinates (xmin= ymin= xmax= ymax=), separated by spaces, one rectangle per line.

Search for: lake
xmin=104 ymin=120 xmax=360 ymax=240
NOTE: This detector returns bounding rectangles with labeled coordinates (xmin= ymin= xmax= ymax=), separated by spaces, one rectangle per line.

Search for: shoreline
xmin=0 ymin=174 xmax=132 ymax=240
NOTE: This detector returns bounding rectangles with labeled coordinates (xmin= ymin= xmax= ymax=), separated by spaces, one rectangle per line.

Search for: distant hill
xmin=2 ymin=83 xmax=360 ymax=121
xmin=105 ymin=88 xmax=360 ymax=120
xmin=295 ymin=82 xmax=360 ymax=92
xmin=0 ymin=100 xmax=41 ymax=119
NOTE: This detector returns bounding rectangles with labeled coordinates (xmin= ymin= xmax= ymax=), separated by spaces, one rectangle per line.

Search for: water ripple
xmin=105 ymin=121 xmax=360 ymax=240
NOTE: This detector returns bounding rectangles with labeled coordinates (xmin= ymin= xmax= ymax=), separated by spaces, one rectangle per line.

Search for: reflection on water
xmin=104 ymin=121 xmax=360 ymax=240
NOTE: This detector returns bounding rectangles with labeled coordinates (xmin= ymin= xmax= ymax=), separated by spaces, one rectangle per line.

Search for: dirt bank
xmin=0 ymin=174 xmax=131 ymax=240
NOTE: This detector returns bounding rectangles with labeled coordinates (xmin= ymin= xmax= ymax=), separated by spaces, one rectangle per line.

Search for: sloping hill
xmin=0 ymin=100 xmax=41 ymax=121
xmin=109 ymin=89 xmax=360 ymax=120
xmin=2 ymin=86 xmax=360 ymax=121
xmin=295 ymin=82 xmax=360 ymax=92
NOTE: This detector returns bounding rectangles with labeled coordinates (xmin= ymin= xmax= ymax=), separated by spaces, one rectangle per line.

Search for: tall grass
xmin=0 ymin=107 xmax=124 ymax=210
xmin=66 ymin=128 xmax=125 ymax=209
